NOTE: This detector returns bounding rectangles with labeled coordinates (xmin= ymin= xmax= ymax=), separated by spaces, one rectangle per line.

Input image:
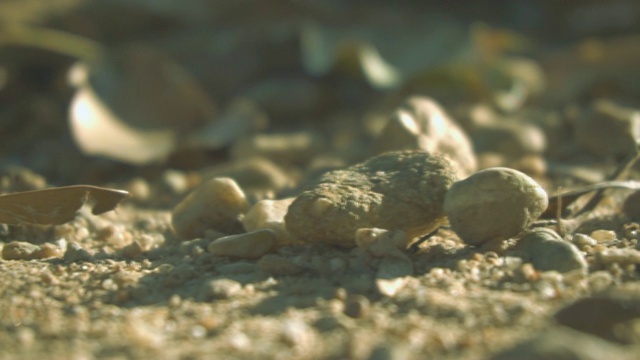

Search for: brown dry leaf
xmin=0 ymin=185 xmax=129 ymax=225
xmin=542 ymin=181 xmax=640 ymax=219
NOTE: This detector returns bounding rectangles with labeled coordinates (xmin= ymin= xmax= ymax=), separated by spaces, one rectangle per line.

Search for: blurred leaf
xmin=300 ymin=18 xmax=537 ymax=107
xmin=69 ymin=46 xmax=217 ymax=164
xmin=0 ymin=185 xmax=128 ymax=225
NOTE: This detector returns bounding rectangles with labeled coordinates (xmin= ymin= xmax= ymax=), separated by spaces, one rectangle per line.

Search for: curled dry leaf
xmin=69 ymin=46 xmax=217 ymax=165
xmin=0 ymin=185 xmax=129 ymax=225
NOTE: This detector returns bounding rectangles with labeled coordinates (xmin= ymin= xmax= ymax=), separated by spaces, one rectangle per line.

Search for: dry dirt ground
xmin=2 ymin=2 xmax=640 ymax=360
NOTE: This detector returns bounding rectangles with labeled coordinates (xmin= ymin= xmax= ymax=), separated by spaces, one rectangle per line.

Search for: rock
xmin=515 ymin=228 xmax=587 ymax=273
xmin=554 ymin=289 xmax=640 ymax=344
xmin=444 ymin=167 xmax=548 ymax=246
xmin=243 ymin=198 xmax=299 ymax=246
xmin=575 ymin=99 xmax=640 ymax=159
xmin=590 ymin=229 xmax=616 ymax=242
xmin=207 ymin=229 xmax=276 ymax=259
xmin=343 ymin=294 xmax=370 ymax=319
xmin=172 ymin=177 xmax=251 ymax=240
xmin=201 ymin=157 xmax=293 ymax=192
xmin=1 ymin=240 xmax=63 ymax=260
xmin=353 ymin=228 xmax=413 ymax=296
xmin=490 ymin=326 xmax=634 ymax=360
xmin=595 ymin=248 xmax=640 ymax=266
xmin=204 ymin=278 xmax=243 ymax=299
xmin=285 ymin=150 xmax=458 ymax=247
xmin=64 ymin=242 xmax=93 ymax=262
xmin=375 ymin=256 xmax=413 ymax=297
xmin=257 ymin=254 xmax=304 ymax=275
xmin=354 ymin=228 xmax=409 ymax=256
xmin=373 ymin=96 xmax=476 ymax=176
xmin=472 ymin=121 xmax=546 ymax=160
xmin=2 ymin=241 xmax=40 ymax=260
xmin=32 ymin=243 xmax=63 ymax=259
xmin=231 ymin=131 xmax=326 ymax=165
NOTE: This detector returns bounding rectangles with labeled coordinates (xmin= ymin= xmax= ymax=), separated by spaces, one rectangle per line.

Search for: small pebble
xmin=596 ymin=248 xmax=640 ymax=266
xmin=516 ymin=229 xmax=587 ymax=273
xmin=444 ymin=167 xmax=548 ymax=246
xmin=64 ymin=242 xmax=93 ymax=262
xmin=207 ymin=229 xmax=276 ymax=259
xmin=344 ymin=294 xmax=370 ymax=319
xmin=243 ymin=198 xmax=299 ymax=246
xmin=355 ymin=228 xmax=409 ymax=257
xmin=571 ymin=233 xmax=598 ymax=249
xmin=2 ymin=241 xmax=40 ymax=260
xmin=376 ymin=256 xmax=413 ymax=297
xmin=590 ymin=229 xmax=616 ymax=242
xmin=32 ymin=243 xmax=63 ymax=259
xmin=201 ymin=157 xmax=292 ymax=192
xmin=204 ymin=278 xmax=243 ymax=299
xmin=286 ymin=150 xmax=458 ymax=247
xmin=172 ymin=177 xmax=251 ymax=240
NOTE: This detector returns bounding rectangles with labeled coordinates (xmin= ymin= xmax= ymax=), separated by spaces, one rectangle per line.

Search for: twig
xmin=569 ymin=148 xmax=640 ymax=218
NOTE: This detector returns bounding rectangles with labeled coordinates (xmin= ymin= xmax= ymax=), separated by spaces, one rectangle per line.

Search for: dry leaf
xmin=69 ymin=46 xmax=217 ymax=164
xmin=0 ymin=185 xmax=129 ymax=225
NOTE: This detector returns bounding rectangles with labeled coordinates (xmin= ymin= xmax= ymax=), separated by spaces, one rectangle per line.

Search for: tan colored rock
xmin=201 ymin=157 xmax=293 ymax=192
xmin=243 ymin=198 xmax=299 ymax=246
xmin=2 ymin=241 xmax=40 ymax=260
xmin=207 ymin=229 xmax=276 ymax=259
xmin=286 ymin=150 xmax=458 ymax=247
xmin=373 ymin=96 xmax=476 ymax=176
xmin=172 ymin=177 xmax=250 ymax=240
xmin=515 ymin=228 xmax=587 ymax=273
xmin=444 ymin=167 xmax=548 ymax=246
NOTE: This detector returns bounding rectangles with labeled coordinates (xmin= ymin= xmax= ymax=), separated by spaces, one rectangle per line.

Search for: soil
xmin=2 ymin=2 xmax=640 ymax=360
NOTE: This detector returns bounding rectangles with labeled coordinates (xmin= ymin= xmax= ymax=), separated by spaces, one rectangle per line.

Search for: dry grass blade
xmin=542 ymin=181 xmax=640 ymax=219
xmin=0 ymin=185 xmax=129 ymax=225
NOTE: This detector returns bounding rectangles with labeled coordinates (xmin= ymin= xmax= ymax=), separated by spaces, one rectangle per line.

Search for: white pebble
xmin=590 ymin=230 xmax=617 ymax=242
xmin=172 ymin=177 xmax=250 ymax=240
xmin=204 ymin=278 xmax=242 ymax=299
xmin=243 ymin=198 xmax=298 ymax=246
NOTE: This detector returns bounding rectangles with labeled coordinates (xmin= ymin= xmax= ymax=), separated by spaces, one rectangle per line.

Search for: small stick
xmin=569 ymin=148 xmax=640 ymax=218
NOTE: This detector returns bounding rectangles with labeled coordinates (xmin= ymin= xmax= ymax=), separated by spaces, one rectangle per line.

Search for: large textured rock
xmin=373 ymin=96 xmax=477 ymax=176
xmin=285 ymin=150 xmax=458 ymax=247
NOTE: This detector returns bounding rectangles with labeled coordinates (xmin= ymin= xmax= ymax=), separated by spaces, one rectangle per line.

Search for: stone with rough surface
xmin=285 ymin=150 xmax=458 ymax=247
